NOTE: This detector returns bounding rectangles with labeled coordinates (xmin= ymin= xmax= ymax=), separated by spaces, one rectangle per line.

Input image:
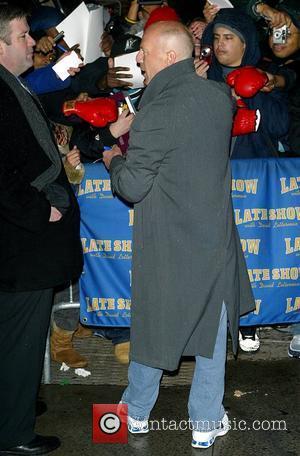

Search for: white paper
xmin=60 ymin=362 xmax=70 ymax=371
xmin=52 ymin=51 xmax=82 ymax=81
xmin=85 ymin=4 xmax=104 ymax=64
xmin=114 ymin=51 xmax=144 ymax=89
xmin=56 ymin=2 xmax=88 ymax=56
xmin=75 ymin=368 xmax=91 ymax=377
xmin=208 ymin=0 xmax=233 ymax=8
xmin=56 ymin=2 xmax=104 ymax=64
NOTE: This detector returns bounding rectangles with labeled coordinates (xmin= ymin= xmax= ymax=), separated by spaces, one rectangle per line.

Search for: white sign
xmin=114 ymin=51 xmax=144 ymax=89
xmin=56 ymin=2 xmax=104 ymax=64
xmin=52 ymin=51 xmax=82 ymax=81
xmin=208 ymin=0 xmax=234 ymax=8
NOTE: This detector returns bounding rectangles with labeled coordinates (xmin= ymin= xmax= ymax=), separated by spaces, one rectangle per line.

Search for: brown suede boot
xmin=74 ymin=323 xmax=93 ymax=339
xmin=50 ymin=322 xmax=88 ymax=368
xmin=114 ymin=341 xmax=130 ymax=364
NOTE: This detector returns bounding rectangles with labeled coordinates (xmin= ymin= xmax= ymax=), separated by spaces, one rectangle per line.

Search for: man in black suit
xmin=0 ymin=4 xmax=82 ymax=455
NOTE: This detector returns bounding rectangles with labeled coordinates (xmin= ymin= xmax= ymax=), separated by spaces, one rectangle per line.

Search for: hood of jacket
xmin=202 ymin=8 xmax=261 ymax=81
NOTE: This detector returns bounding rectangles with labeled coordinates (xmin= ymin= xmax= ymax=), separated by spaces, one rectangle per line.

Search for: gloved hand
xmin=63 ymin=97 xmax=118 ymax=127
xmin=227 ymin=66 xmax=268 ymax=98
xmin=232 ymin=99 xmax=261 ymax=136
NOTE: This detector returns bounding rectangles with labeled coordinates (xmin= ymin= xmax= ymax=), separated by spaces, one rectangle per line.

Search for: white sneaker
xmin=127 ymin=416 xmax=149 ymax=434
xmin=239 ymin=330 xmax=260 ymax=352
xmin=191 ymin=413 xmax=230 ymax=449
xmin=288 ymin=335 xmax=300 ymax=359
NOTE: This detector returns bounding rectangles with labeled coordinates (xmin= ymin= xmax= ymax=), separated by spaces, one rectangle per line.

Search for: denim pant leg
xmin=188 ymin=302 xmax=227 ymax=431
xmin=54 ymin=281 xmax=79 ymax=331
xmin=121 ymin=361 xmax=163 ymax=420
xmin=291 ymin=323 xmax=300 ymax=335
xmin=110 ymin=327 xmax=130 ymax=344
xmin=94 ymin=327 xmax=130 ymax=344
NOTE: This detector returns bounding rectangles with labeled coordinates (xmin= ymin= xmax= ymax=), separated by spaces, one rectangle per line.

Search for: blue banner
xmin=78 ymin=164 xmax=133 ymax=327
xmin=78 ymin=159 xmax=300 ymax=327
xmin=232 ymin=158 xmax=300 ymax=325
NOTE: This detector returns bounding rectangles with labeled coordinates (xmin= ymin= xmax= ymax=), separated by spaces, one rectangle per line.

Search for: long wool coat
xmin=110 ymin=58 xmax=254 ymax=371
xmin=0 ymin=65 xmax=83 ymax=292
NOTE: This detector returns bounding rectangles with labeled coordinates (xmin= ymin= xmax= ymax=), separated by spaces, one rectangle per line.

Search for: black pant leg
xmin=0 ymin=289 xmax=53 ymax=449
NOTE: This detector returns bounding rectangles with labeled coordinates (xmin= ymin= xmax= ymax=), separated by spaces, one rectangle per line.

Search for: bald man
xmin=103 ymin=21 xmax=254 ymax=449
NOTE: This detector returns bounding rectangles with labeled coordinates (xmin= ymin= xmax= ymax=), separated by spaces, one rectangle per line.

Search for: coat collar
xmin=0 ymin=64 xmax=62 ymax=190
xmin=139 ymin=58 xmax=195 ymax=108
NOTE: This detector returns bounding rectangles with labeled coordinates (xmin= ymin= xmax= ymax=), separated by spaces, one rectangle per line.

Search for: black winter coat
xmin=0 ymin=72 xmax=83 ymax=291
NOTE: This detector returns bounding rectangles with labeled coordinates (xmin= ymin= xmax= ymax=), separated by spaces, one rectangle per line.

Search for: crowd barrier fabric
xmin=78 ymin=159 xmax=300 ymax=327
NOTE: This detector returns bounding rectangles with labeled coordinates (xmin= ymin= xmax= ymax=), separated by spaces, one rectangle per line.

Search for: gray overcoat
xmin=110 ymin=58 xmax=254 ymax=371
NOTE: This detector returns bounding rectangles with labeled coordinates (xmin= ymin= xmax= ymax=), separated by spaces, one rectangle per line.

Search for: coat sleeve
xmin=109 ymin=101 xmax=169 ymax=203
xmin=249 ymin=90 xmax=290 ymax=139
xmin=289 ymin=97 xmax=300 ymax=155
xmin=24 ymin=65 xmax=71 ymax=95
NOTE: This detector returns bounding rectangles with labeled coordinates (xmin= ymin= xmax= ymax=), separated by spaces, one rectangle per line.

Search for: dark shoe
xmin=36 ymin=400 xmax=47 ymax=417
xmin=0 ymin=435 xmax=60 ymax=455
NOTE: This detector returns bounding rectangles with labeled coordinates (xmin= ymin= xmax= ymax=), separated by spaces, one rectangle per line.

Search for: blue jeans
xmin=291 ymin=323 xmax=300 ymax=335
xmin=94 ymin=327 xmax=130 ymax=345
xmin=121 ymin=302 xmax=227 ymax=431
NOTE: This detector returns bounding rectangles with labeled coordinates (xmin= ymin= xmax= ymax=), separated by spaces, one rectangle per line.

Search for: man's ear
xmin=166 ymin=50 xmax=176 ymax=65
xmin=0 ymin=41 xmax=4 ymax=55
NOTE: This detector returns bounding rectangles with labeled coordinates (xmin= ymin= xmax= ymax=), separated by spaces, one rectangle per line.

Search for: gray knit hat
xmin=213 ymin=23 xmax=245 ymax=42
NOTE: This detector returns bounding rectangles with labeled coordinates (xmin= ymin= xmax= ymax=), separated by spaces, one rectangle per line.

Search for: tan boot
xmin=50 ymin=322 xmax=88 ymax=368
xmin=114 ymin=341 xmax=130 ymax=364
xmin=74 ymin=323 xmax=93 ymax=339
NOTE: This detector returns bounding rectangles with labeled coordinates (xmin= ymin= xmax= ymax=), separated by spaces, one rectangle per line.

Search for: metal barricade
xmin=43 ymin=283 xmax=80 ymax=384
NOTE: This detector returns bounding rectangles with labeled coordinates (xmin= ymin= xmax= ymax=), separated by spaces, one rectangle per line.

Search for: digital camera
xmin=200 ymin=45 xmax=213 ymax=66
xmin=272 ymin=25 xmax=289 ymax=44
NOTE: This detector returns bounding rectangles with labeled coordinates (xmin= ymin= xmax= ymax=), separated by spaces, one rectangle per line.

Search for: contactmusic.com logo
xmin=93 ymin=404 xmax=128 ymax=444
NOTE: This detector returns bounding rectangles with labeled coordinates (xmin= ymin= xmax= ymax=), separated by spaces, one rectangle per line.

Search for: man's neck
xmin=221 ymin=64 xmax=240 ymax=78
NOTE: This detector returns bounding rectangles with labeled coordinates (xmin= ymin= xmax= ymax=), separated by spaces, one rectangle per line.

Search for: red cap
xmin=144 ymin=6 xmax=180 ymax=31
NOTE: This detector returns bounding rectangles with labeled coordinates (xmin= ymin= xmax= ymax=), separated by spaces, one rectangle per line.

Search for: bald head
xmin=136 ymin=21 xmax=194 ymax=85
xmin=146 ymin=21 xmax=194 ymax=60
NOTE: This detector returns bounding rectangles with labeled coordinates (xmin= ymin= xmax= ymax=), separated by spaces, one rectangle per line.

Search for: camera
xmin=200 ymin=45 xmax=213 ymax=65
xmin=137 ymin=0 xmax=164 ymax=5
xmin=272 ymin=25 xmax=289 ymax=44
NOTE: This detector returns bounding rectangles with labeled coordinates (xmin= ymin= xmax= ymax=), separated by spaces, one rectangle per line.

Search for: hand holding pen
xmin=53 ymin=31 xmax=82 ymax=59
xmin=35 ymin=31 xmax=81 ymax=57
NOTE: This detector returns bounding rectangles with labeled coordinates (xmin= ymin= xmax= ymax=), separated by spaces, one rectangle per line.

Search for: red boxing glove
xmin=227 ymin=66 xmax=268 ymax=98
xmin=232 ymin=99 xmax=261 ymax=136
xmin=63 ymin=97 xmax=118 ymax=127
